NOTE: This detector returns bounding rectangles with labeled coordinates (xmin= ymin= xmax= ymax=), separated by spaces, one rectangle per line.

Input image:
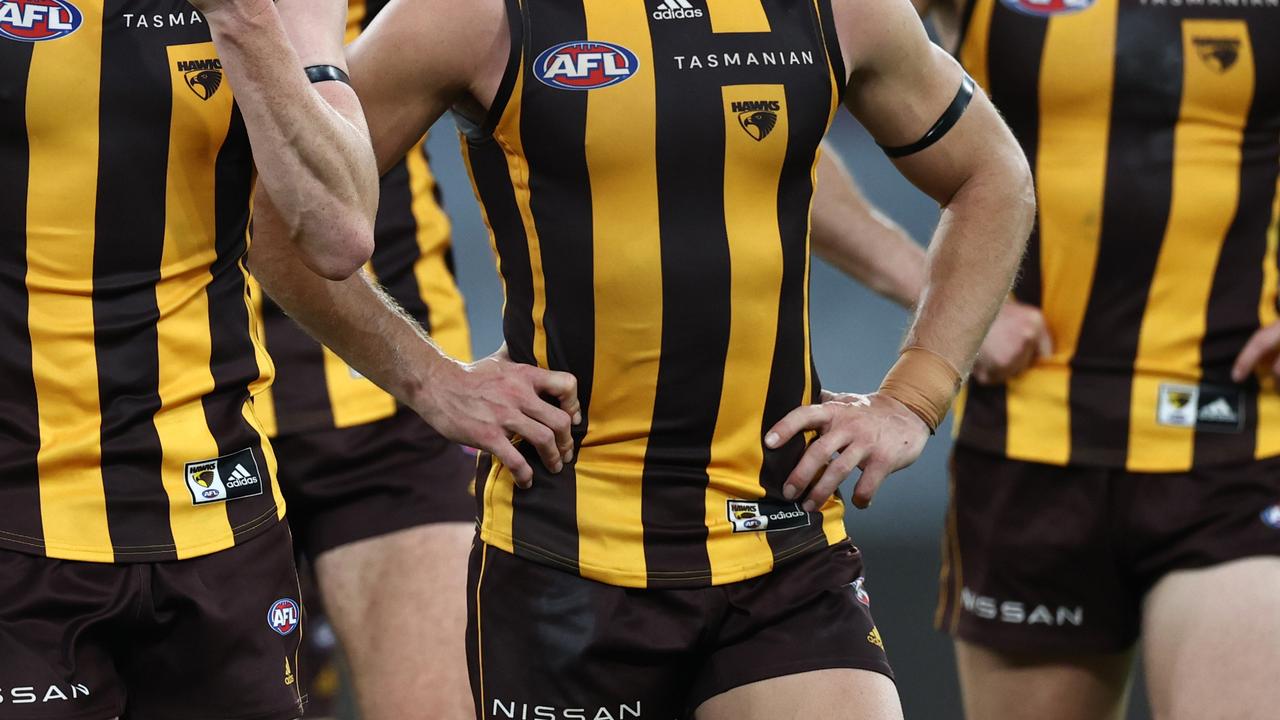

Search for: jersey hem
xmin=478 ymin=527 xmax=844 ymax=589
xmin=0 ymin=505 xmax=284 ymax=563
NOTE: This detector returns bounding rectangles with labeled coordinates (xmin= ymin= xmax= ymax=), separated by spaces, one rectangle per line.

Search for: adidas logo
xmin=653 ymin=0 xmax=704 ymax=19
xmin=225 ymin=463 xmax=258 ymax=489
xmin=1198 ymin=397 xmax=1238 ymax=423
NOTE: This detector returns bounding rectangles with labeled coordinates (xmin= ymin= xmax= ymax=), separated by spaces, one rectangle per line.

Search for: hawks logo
xmin=998 ymin=0 xmax=1094 ymax=16
xmin=0 ymin=0 xmax=83 ymax=42
xmin=535 ymin=41 xmax=638 ymax=90
xmin=1193 ymin=37 xmax=1241 ymax=73
xmin=732 ymin=100 xmax=781 ymax=141
xmin=177 ymin=58 xmax=224 ymax=101
xmin=267 ymin=599 xmax=300 ymax=636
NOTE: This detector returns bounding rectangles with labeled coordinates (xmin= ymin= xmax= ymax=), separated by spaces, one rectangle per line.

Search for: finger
xmin=851 ymin=460 xmax=891 ymax=510
xmin=766 ymin=405 xmax=829 ymax=449
xmin=520 ymin=393 xmax=575 ymax=464
xmin=1233 ymin=330 xmax=1275 ymax=383
xmin=1035 ymin=323 xmax=1054 ymax=359
xmin=971 ymin=362 xmax=993 ymax=386
xmin=506 ymin=416 xmax=563 ymax=475
xmin=802 ymin=444 xmax=870 ymax=512
xmin=487 ymin=437 xmax=533 ymax=489
xmin=530 ymin=368 xmax=582 ymax=425
xmin=782 ymin=431 xmax=848 ymax=501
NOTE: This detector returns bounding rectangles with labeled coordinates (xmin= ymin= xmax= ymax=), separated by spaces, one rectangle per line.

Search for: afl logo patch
xmin=1262 ymin=504 xmax=1280 ymax=530
xmin=998 ymin=0 xmax=1094 ymax=16
xmin=267 ymin=598 xmax=300 ymax=636
xmin=535 ymin=41 xmax=639 ymax=91
xmin=0 ymin=0 xmax=82 ymax=42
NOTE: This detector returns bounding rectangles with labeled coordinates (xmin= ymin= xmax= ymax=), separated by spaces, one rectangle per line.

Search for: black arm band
xmin=304 ymin=64 xmax=351 ymax=86
xmin=878 ymin=75 xmax=976 ymax=159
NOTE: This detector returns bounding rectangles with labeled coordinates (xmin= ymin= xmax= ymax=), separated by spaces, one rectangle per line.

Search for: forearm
xmin=250 ymin=201 xmax=452 ymax=411
xmin=812 ymin=147 xmax=927 ymax=309
xmin=906 ymin=161 xmax=1034 ymax=374
xmin=204 ymin=1 xmax=377 ymax=279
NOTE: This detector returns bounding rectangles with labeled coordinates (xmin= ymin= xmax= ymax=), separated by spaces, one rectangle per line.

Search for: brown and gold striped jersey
xmin=0 ymin=2 xmax=283 ymax=563
xmin=466 ymin=0 xmax=848 ymax=588
xmin=953 ymin=0 xmax=1280 ymax=472
xmin=253 ymin=0 xmax=471 ymax=438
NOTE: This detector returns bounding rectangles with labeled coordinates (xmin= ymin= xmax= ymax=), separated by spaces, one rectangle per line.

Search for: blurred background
xmin=327 ymin=114 xmax=1153 ymax=719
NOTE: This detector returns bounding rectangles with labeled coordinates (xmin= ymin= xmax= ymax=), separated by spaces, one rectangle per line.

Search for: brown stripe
xmin=0 ymin=43 xmax=43 ymax=550
xmin=93 ymin=18 xmax=175 ymax=556
xmin=1068 ymin=5 xmax=1182 ymax=466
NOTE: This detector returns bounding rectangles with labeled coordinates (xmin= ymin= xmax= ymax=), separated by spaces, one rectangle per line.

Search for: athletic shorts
xmin=937 ymin=445 xmax=1280 ymax=654
xmin=467 ymin=539 xmax=893 ymax=720
xmin=273 ymin=407 xmax=475 ymax=562
xmin=0 ymin=521 xmax=305 ymax=720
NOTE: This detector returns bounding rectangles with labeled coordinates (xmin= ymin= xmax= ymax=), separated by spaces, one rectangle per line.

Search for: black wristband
xmin=304 ymin=64 xmax=351 ymax=86
xmin=879 ymin=74 xmax=976 ymax=159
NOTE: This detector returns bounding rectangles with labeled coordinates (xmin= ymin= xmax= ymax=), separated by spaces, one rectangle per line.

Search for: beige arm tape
xmin=877 ymin=346 xmax=963 ymax=432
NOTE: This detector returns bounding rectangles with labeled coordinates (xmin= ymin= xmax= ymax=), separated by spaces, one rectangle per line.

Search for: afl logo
xmin=999 ymin=0 xmax=1094 ymax=16
xmin=0 ymin=0 xmax=83 ymax=42
xmin=267 ymin=598 xmax=300 ymax=636
xmin=535 ymin=41 xmax=639 ymax=91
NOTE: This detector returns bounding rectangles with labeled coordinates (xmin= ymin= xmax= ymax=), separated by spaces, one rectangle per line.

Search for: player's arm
xmin=769 ymin=0 xmax=1035 ymax=510
xmin=814 ymin=145 xmax=1050 ymax=384
xmin=190 ymin=0 xmax=378 ymax=280
xmin=812 ymin=144 xmax=926 ymax=310
xmin=251 ymin=0 xmax=579 ymax=486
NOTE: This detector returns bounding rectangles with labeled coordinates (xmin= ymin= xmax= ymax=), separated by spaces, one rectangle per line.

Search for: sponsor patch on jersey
xmin=1157 ymin=383 xmax=1244 ymax=433
xmin=535 ymin=41 xmax=639 ymax=91
xmin=726 ymin=499 xmax=812 ymax=534
xmin=184 ymin=447 xmax=264 ymax=505
xmin=267 ymin=598 xmax=300 ymax=636
xmin=998 ymin=0 xmax=1095 ymax=16
xmin=653 ymin=0 xmax=704 ymax=20
xmin=1262 ymin=504 xmax=1280 ymax=530
xmin=176 ymin=57 xmax=224 ymax=101
xmin=0 ymin=0 xmax=83 ymax=42
xmin=732 ymin=99 xmax=782 ymax=142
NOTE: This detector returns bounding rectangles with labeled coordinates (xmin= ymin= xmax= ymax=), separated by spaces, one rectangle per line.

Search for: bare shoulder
xmin=829 ymin=0 xmax=931 ymax=81
xmin=351 ymin=0 xmax=512 ymax=109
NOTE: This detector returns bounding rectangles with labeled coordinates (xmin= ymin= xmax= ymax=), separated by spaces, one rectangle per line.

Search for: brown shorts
xmin=467 ymin=540 xmax=893 ymax=720
xmin=272 ymin=407 xmax=475 ymax=562
xmin=937 ymin=445 xmax=1280 ymax=654
xmin=0 ymin=521 xmax=305 ymax=720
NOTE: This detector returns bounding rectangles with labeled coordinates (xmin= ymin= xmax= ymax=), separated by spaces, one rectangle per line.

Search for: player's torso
xmin=954 ymin=0 xmax=1280 ymax=470
xmin=0 ymin=0 xmax=280 ymax=563
xmin=467 ymin=0 xmax=848 ymax=588
xmin=252 ymin=0 xmax=472 ymax=438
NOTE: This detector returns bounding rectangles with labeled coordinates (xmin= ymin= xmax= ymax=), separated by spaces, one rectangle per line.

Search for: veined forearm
xmin=205 ymin=2 xmax=377 ymax=278
xmin=905 ymin=163 xmax=1034 ymax=375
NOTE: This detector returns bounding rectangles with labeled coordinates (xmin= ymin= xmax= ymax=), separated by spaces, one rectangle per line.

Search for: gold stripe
xmin=957 ymin=0 xmax=995 ymax=90
xmin=704 ymin=84 xmax=791 ymax=581
xmin=1256 ymin=183 xmax=1280 ymax=458
xmin=934 ymin=479 xmax=955 ymax=629
xmin=1127 ymin=20 xmax=1253 ymax=472
xmin=705 ymin=0 xmax=771 ymax=33
xmin=27 ymin=3 xmax=111 ymax=560
xmin=247 ymin=282 xmax=278 ymax=437
xmin=157 ymin=43 xmax=239 ymax=556
xmin=574 ymin=0 xmax=660 ymax=584
xmin=406 ymin=140 xmax=473 ymax=362
xmin=1005 ymin=0 xmax=1117 ymax=465
xmin=345 ymin=0 xmax=367 ymax=45
xmin=950 ymin=384 xmax=968 ymax=440
xmin=321 ymin=342 xmax=396 ymax=428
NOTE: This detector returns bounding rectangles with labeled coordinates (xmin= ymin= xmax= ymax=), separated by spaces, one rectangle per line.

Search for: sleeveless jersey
xmin=252 ymin=0 xmax=472 ymax=438
xmin=0 ymin=0 xmax=282 ymax=563
xmin=953 ymin=0 xmax=1280 ymax=471
xmin=465 ymin=0 xmax=848 ymax=588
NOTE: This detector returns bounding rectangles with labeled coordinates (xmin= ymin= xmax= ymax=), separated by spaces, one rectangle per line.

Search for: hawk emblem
xmin=738 ymin=110 xmax=778 ymax=142
xmin=1193 ymin=37 xmax=1240 ymax=73
xmin=185 ymin=69 xmax=223 ymax=101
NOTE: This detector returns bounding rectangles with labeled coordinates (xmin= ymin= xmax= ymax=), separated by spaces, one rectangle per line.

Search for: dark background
xmin=346 ymin=113 xmax=1154 ymax=719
